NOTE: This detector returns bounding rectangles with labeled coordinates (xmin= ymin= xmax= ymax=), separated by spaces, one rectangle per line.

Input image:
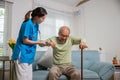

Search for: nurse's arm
xmin=23 ymin=38 xmax=46 ymax=45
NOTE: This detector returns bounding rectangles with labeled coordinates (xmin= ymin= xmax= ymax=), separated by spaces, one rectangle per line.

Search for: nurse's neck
xmin=31 ymin=18 xmax=37 ymax=25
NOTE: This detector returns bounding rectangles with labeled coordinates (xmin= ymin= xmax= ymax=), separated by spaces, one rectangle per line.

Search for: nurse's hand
xmin=37 ymin=40 xmax=46 ymax=46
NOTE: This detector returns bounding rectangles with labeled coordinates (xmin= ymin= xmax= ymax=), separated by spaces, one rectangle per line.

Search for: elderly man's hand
xmin=79 ymin=42 xmax=88 ymax=49
xmin=46 ymin=42 xmax=56 ymax=48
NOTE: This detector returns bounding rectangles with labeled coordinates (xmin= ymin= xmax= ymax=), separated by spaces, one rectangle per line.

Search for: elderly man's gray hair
xmin=58 ymin=26 xmax=70 ymax=34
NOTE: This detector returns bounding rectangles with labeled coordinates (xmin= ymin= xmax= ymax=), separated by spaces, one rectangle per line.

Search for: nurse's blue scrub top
xmin=12 ymin=19 xmax=39 ymax=64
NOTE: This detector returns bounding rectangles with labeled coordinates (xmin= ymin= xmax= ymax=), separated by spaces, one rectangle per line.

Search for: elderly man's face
xmin=59 ymin=29 xmax=69 ymax=43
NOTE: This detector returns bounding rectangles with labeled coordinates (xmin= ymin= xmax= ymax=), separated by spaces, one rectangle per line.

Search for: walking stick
xmin=81 ymin=48 xmax=83 ymax=80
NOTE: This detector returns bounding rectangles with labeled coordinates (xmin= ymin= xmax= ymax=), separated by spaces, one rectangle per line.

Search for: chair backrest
xmin=72 ymin=50 xmax=100 ymax=69
xmin=34 ymin=50 xmax=100 ymax=70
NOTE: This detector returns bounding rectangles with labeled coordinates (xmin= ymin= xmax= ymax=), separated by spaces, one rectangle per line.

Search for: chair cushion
xmin=83 ymin=69 xmax=99 ymax=79
xmin=33 ymin=70 xmax=68 ymax=80
xmin=33 ymin=69 xmax=100 ymax=80
xmin=59 ymin=75 xmax=68 ymax=80
xmin=37 ymin=48 xmax=53 ymax=69
xmin=88 ymin=62 xmax=115 ymax=80
xmin=33 ymin=70 xmax=49 ymax=80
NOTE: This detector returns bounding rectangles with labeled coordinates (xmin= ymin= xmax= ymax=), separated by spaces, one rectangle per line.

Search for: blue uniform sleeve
xmin=22 ymin=23 xmax=31 ymax=38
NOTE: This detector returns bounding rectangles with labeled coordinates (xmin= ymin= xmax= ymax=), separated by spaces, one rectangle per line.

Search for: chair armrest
xmin=88 ymin=62 xmax=115 ymax=80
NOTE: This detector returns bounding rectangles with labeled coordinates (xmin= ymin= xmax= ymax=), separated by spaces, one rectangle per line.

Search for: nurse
xmin=12 ymin=7 xmax=47 ymax=80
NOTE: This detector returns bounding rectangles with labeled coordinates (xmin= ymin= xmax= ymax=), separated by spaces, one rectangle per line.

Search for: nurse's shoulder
xmin=21 ymin=19 xmax=32 ymax=28
xmin=23 ymin=19 xmax=32 ymax=25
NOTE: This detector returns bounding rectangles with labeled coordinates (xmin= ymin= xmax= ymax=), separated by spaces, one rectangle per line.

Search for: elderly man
xmin=44 ymin=26 xmax=87 ymax=80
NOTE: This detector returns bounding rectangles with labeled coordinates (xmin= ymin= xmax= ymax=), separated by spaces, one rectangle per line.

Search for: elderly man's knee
xmin=71 ymin=70 xmax=80 ymax=78
xmin=49 ymin=70 xmax=58 ymax=77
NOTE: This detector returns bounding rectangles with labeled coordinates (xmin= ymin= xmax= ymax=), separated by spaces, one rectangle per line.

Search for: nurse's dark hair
xmin=24 ymin=7 xmax=47 ymax=22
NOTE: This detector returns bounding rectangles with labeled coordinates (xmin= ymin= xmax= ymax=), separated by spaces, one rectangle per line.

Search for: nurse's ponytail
xmin=24 ymin=7 xmax=47 ymax=22
xmin=24 ymin=10 xmax=32 ymax=22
